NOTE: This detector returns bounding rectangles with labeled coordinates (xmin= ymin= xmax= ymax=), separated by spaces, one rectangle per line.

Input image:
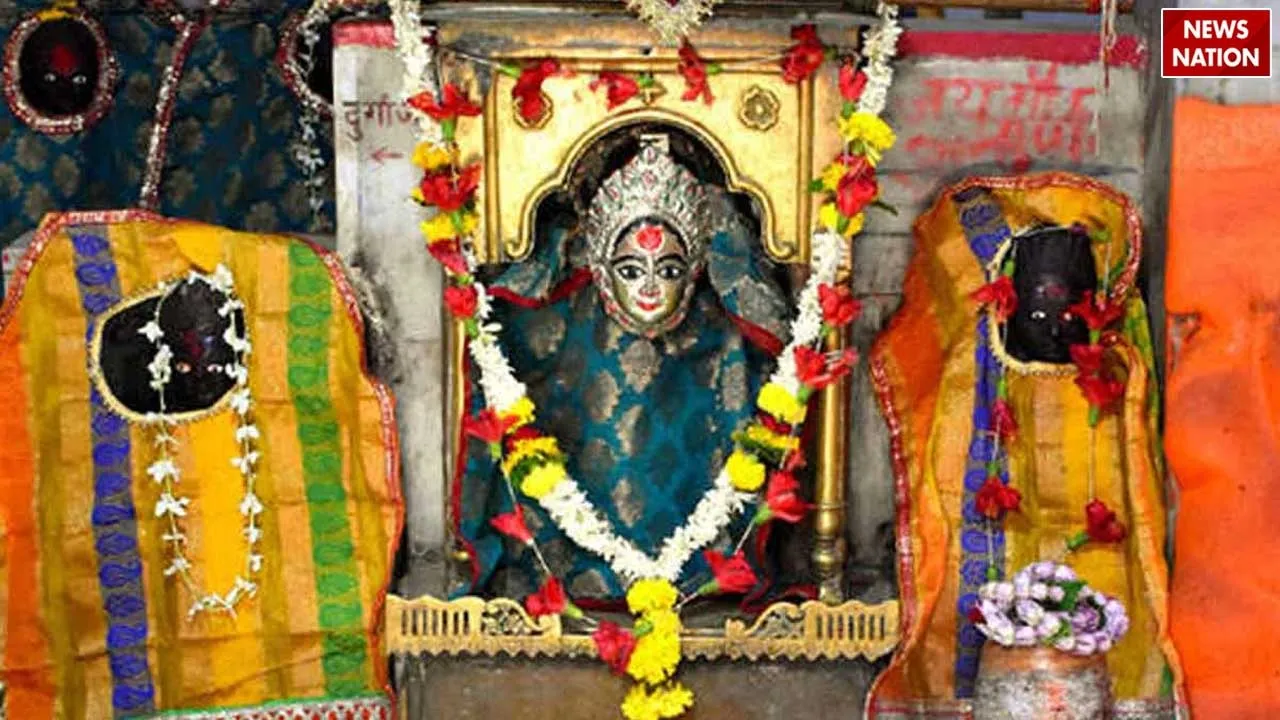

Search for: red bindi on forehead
xmin=1040 ymin=282 xmax=1070 ymax=301
xmin=634 ymin=224 xmax=664 ymax=253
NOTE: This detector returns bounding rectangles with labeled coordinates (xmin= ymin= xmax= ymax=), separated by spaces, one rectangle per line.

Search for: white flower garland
xmin=468 ymin=232 xmax=843 ymax=584
xmin=142 ymin=265 xmax=264 ymax=619
xmin=855 ymin=2 xmax=903 ymax=118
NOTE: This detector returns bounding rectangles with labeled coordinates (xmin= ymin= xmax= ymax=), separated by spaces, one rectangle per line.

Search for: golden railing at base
xmin=385 ymin=594 xmax=900 ymax=662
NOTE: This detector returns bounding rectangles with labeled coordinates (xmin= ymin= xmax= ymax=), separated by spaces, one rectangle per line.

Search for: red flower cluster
xmin=678 ymin=40 xmax=715 ymax=105
xmin=418 ymin=164 xmax=481 ymax=213
xmin=525 ymin=577 xmax=568 ymax=617
xmin=428 ymin=240 xmax=469 ymax=276
xmin=465 ymin=408 xmax=517 ymax=444
xmin=407 ymin=83 xmax=482 ymax=122
xmin=704 ymin=550 xmax=757 ymax=594
xmin=991 ymin=398 xmax=1017 ymax=443
xmin=836 ymin=155 xmax=878 ymax=218
xmin=444 ymin=284 xmax=478 ymax=318
xmin=839 ymin=60 xmax=868 ymax=103
xmin=756 ymin=471 xmax=812 ymax=524
xmin=512 ymin=58 xmax=563 ymax=125
xmin=1068 ymin=290 xmax=1125 ymax=332
xmin=1084 ymin=499 xmax=1127 ymax=543
xmin=1070 ymin=342 xmax=1125 ymax=415
xmin=794 ymin=346 xmax=858 ymax=390
xmin=490 ymin=504 xmax=535 ymax=545
xmin=975 ymin=476 xmax=1021 ymax=520
xmin=590 ymin=71 xmax=639 ymax=110
xmin=592 ymin=621 xmax=638 ymax=676
xmin=972 ymin=276 xmax=1018 ymax=322
xmin=781 ymin=24 xmax=826 ymax=84
xmin=818 ymin=283 xmax=862 ymax=328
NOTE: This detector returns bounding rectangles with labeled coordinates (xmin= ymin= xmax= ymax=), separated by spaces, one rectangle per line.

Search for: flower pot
xmin=972 ymin=644 xmax=1111 ymax=720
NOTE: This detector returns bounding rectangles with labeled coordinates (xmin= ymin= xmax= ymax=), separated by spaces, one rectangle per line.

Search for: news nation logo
xmin=1162 ymin=8 xmax=1272 ymax=78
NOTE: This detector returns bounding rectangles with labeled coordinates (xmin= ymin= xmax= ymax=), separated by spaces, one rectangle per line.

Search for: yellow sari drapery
xmin=865 ymin=174 xmax=1183 ymax=719
xmin=0 ymin=211 xmax=401 ymax=719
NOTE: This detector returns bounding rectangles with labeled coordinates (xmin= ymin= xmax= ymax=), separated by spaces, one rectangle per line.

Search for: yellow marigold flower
xmin=745 ymin=424 xmax=800 ymax=453
xmin=844 ymin=212 xmax=866 ymax=238
xmin=726 ymin=449 xmax=766 ymax=492
xmin=520 ymin=461 xmax=566 ymax=499
xmin=621 ymin=682 xmax=694 ymax=720
xmin=412 ymin=142 xmax=453 ymax=171
xmin=500 ymin=396 xmax=536 ymax=428
xmin=420 ymin=213 xmax=458 ymax=243
xmin=500 ymin=437 xmax=562 ymax=477
xmin=838 ymin=111 xmax=897 ymax=156
xmin=626 ymin=578 xmax=678 ymax=614
xmin=820 ymin=162 xmax=847 ymax=192
xmin=819 ymin=202 xmax=841 ymax=233
xmin=626 ymin=628 xmax=681 ymax=685
xmin=758 ymin=382 xmax=807 ymax=426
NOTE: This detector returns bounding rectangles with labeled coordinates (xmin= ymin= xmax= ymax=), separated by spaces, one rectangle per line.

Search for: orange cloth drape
xmin=1166 ymin=97 xmax=1280 ymax=720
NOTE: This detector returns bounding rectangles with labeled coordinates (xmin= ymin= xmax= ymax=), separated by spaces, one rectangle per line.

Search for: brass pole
xmin=813 ymin=322 xmax=850 ymax=603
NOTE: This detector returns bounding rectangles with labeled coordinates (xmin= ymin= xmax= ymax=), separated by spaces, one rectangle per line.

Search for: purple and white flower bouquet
xmin=973 ymin=561 xmax=1129 ymax=657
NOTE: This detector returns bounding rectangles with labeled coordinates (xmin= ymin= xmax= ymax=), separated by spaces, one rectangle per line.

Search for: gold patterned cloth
xmin=866 ymin=174 xmax=1183 ymax=718
xmin=0 ymin=211 xmax=400 ymax=718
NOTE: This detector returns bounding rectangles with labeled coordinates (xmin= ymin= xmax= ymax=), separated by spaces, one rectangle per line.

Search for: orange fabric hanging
xmin=1166 ymin=97 xmax=1280 ymax=720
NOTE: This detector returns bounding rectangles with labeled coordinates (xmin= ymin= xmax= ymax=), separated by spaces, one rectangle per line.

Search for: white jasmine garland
xmin=855 ymin=2 xmax=902 ymax=118
xmin=141 ymin=265 xmax=265 ymax=620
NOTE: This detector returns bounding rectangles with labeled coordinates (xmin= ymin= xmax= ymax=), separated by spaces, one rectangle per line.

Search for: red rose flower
xmin=512 ymin=58 xmax=562 ymax=125
xmin=490 ymin=505 xmax=534 ymax=545
xmin=1075 ymin=371 xmax=1125 ymax=411
xmin=504 ymin=425 xmax=542 ymax=454
xmin=418 ymin=164 xmax=481 ymax=213
xmin=464 ymin=408 xmax=517 ymax=445
xmin=781 ymin=24 xmax=826 ymax=84
xmin=782 ymin=448 xmax=807 ymax=472
xmin=1069 ymin=343 xmax=1106 ymax=375
xmin=839 ymin=60 xmax=868 ymax=102
xmin=967 ymin=605 xmax=985 ymax=624
xmin=761 ymin=471 xmax=812 ymax=524
xmin=757 ymin=412 xmax=792 ymax=436
xmin=525 ymin=577 xmax=568 ymax=617
xmin=592 ymin=621 xmax=638 ymax=676
xmin=1068 ymin=290 xmax=1125 ymax=332
xmin=678 ymin=40 xmax=714 ymax=105
xmin=589 ymin=71 xmax=639 ymax=110
xmin=972 ymin=275 xmax=1018 ymax=322
xmin=992 ymin=398 xmax=1017 ymax=443
xmin=836 ymin=167 xmax=878 ymax=218
xmin=443 ymin=284 xmax=479 ymax=318
xmin=974 ymin=476 xmax=1022 ymax=520
xmin=818 ymin=283 xmax=862 ymax=328
xmin=407 ymin=83 xmax=482 ymax=121
xmin=704 ymin=550 xmax=757 ymax=594
xmin=1084 ymin=499 xmax=1127 ymax=543
xmin=428 ymin=239 xmax=470 ymax=276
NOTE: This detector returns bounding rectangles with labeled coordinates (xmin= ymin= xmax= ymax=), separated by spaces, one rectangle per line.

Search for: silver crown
xmin=583 ymin=138 xmax=711 ymax=270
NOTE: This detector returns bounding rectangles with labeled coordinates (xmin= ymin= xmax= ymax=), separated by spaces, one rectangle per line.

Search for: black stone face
xmin=99 ymin=280 xmax=244 ymax=415
xmin=1005 ymin=226 xmax=1097 ymax=364
xmin=17 ymin=19 xmax=100 ymax=117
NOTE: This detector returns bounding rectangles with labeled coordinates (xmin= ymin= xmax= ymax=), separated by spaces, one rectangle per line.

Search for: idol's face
xmin=605 ymin=221 xmax=692 ymax=334
xmin=19 ymin=20 xmax=99 ymax=117
xmin=1005 ymin=229 xmax=1096 ymax=364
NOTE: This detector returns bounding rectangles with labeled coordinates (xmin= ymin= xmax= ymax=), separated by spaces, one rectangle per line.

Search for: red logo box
xmin=1162 ymin=8 xmax=1272 ymax=78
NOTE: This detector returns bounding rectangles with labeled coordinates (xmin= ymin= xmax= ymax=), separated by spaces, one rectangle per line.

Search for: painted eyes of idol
xmin=611 ymin=255 xmax=689 ymax=281
xmin=1029 ymin=310 xmax=1076 ymax=322
xmin=43 ymin=72 xmax=88 ymax=85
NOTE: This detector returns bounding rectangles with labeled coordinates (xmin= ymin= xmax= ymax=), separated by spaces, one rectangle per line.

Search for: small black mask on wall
xmin=17 ymin=19 xmax=100 ymax=117
xmin=98 ymin=280 xmax=244 ymax=415
xmin=1005 ymin=225 xmax=1097 ymax=364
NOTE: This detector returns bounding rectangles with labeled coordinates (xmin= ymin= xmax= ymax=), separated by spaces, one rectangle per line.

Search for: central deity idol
xmin=454 ymin=130 xmax=801 ymax=603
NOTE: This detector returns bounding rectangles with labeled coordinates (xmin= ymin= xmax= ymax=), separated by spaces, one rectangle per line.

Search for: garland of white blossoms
xmin=477 ymin=233 xmax=843 ymax=584
xmin=141 ymin=265 xmax=263 ymax=619
xmin=856 ymin=2 xmax=902 ymax=118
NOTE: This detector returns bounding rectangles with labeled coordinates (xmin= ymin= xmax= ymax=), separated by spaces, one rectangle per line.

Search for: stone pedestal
xmin=398 ymin=656 xmax=883 ymax=720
